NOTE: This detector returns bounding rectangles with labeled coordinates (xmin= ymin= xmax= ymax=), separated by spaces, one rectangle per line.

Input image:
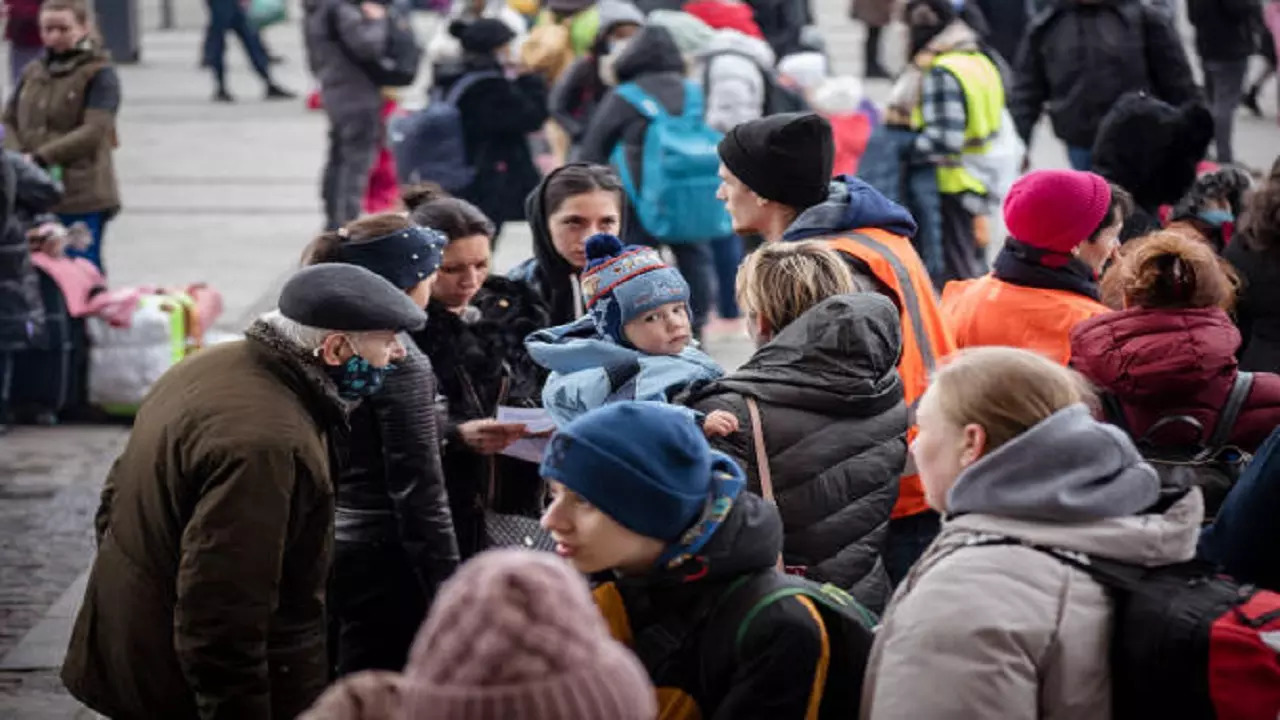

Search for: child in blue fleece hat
xmin=526 ymin=234 xmax=736 ymax=433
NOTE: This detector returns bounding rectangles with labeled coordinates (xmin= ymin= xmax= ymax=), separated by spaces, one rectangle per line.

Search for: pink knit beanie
xmin=1003 ymin=169 xmax=1113 ymax=260
xmin=399 ymin=549 xmax=657 ymax=720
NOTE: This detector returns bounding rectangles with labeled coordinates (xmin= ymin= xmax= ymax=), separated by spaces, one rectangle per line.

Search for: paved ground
xmin=0 ymin=0 xmax=1276 ymax=716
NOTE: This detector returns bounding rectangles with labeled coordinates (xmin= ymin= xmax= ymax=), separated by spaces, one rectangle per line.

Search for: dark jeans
xmin=884 ymin=509 xmax=942 ymax=586
xmin=331 ymin=541 xmax=428 ymax=675
xmin=1203 ymin=58 xmax=1247 ymax=164
xmin=204 ymin=0 xmax=271 ymax=90
xmin=669 ymin=242 xmax=713 ymax=335
xmin=322 ymin=110 xmax=381 ymax=230
xmin=58 ymin=211 xmax=109 ymax=274
xmin=1066 ymin=145 xmax=1093 ymax=171
xmin=709 ymin=236 xmax=743 ymax=319
xmin=939 ymin=194 xmax=985 ymax=283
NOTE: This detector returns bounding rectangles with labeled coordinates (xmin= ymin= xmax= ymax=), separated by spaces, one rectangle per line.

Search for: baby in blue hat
xmin=526 ymin=234 xmax=736 ymax=434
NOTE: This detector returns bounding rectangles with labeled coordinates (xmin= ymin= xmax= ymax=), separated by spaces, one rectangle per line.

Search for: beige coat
xmin=861 ymin=491 xmax=1203 ymax=720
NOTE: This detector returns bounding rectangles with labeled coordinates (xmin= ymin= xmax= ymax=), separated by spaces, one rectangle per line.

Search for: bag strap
xmin=444 ymin=71 xmax=503 ymax=106
xmin=745 ymin=397 xmax=773 ymax=503
xmin=1099 ymin=391 xmax=1132 ymax=435
xmin=614 ymin=82 xmax=666 ymax=121
xmin=961 ymin=535 xmax=1146 ymax=593
xmin=1207 ymin=372 xmax=1254 ymax=449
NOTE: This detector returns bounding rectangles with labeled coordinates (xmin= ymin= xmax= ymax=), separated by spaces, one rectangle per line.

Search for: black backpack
xmin=1101 ymin=372 xmax=1254 ymax=522
xmin=329 ymin=1 xmax=422 ymax=88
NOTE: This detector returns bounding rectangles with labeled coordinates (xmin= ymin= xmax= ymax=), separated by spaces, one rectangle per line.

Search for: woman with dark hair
xmin=1227 ymin=155 xmax=1280 ymax=371
xmin=404 ymin=185 xmax=552 ymax=559
xmin=302 ymin=213 xmax=459 ymax=675
xmin=511 ymin=162 xmax=626 ymax=325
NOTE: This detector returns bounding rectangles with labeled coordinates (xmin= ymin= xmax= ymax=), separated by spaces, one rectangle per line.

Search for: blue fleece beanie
xmin=541 ymin=402 xmax=745 ymax=550
xmin=579 ymin=234 xmax=690 ymax=345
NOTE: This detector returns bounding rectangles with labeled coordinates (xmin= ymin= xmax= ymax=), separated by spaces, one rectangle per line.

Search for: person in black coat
xmin=303 ymin=212 xmax=460 ymax=675
xmin=746 ymin=0 xmax=811 ymax=58
xmin=548 ymin=0 xmax=645 ymax=151
xmin=405 ymin=186 xmax=552 ymax=559
xmin=680 ymin=244 xmax=908 ymax=613
xmin=1010 ymin=0 xmax=1198 ymax=171
xmin=443 ymin=18 xmax=549 ymax=238
xmin=1228 ymin=155 xmax=1280 ymax=372
xmin=1188 ymin=0 xmax=1262 ymax=164
xmin=574 ymin=24 xmax=714 ymax=335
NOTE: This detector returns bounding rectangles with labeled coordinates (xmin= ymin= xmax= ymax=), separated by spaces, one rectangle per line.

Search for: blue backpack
xmin=388 ymin=72 xmax=500 ymax=192
xmin=610 ymin=81 xmax=731 ymax=244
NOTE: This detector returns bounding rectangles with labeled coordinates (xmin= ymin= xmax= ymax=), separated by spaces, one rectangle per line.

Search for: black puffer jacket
xmin=681 ymin=294 xmax=909 ymax=613
xmin=413 ymin=276 xmax=550 ymax=559
xmin=1226 ymin=241 xmax=1280 ymax=373
xmin=1188 ymin=0 xmax=1260 ymax=61
xmin=1010 ymin=0 xmax=1198 ymax=149
xmin=0 ymin=150 xmax=59 ymax=352
xmin=336 ymin=339 xmax=459 ymax=593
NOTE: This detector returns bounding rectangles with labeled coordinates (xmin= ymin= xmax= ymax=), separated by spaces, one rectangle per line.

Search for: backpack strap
xmin=444 ymin=71 xmax=503 ymax=106
xmin=960 ymin=535 xmax=1147 ymax=593
xmin=1206 ymin=372 xmax=1254 ymax=450
xmin=614 ymin=82 xmax=667 ymax=121
xmin=1098 ymin=391 xmax=1132 ymax=435
xmin=680 ymin=79 xmax=705 ymax=122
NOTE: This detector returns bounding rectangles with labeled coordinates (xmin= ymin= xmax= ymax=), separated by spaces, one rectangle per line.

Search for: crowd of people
xmin=2 ymin=0 xmax=1280 ymax=717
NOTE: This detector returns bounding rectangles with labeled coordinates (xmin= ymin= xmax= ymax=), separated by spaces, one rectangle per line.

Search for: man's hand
xmin=457 ymin=419 xmax=527 ymax=455
xmin=703 ymin=410 xmax=740 ymax=439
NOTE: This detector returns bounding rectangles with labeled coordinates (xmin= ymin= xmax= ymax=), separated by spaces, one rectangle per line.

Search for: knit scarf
xmin=992 ymin=238 xmax=1101 ymax=301
xmin=885 ymin=21 xmax=982 ymax=127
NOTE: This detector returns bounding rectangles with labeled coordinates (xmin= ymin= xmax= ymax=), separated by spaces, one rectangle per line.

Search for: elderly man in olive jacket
xmin=61 ymin=264 xmax=427 ymax=720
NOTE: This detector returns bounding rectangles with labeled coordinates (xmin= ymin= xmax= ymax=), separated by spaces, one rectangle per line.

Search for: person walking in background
xmin=548 ymin=1 xmax=645 ymax=153
xmin=942 ymin=170 xmax=1124 ymax=364
xmin=443 ymin=18 xmax=549 ymax=241
xmin=1188 ymin=0 xmax=1262 ymax=164
xmin=426 ymin=0 xmax=528 ymax=86
xmin=61 ymin=264 xmax=428 ymax=720
xmin=3 ymin=0 xmax=43 ymax=89
xmin=1227 ymin=155 xmax=1280 ymax=371
xmin=1010 ymin=0 xmax=1198 ymax=171
xmin=1241 ymin=2 xmax=1277 ymax=119
xmin=850 ymin=0 xmax=892 ymax=79
xmin=302 ymin=214 xmax=460 ymax=676
xmin=304 ymin=0 xmax=391 ymax=230
xmin=204 ymin=0 xmax=295 ymax=102
xmin=862 ymin=347 xmax=1200 ymax=719
xmin=3 ymin=0 xmax=119 ymax=273
xmin=299 ymin=549 xmax=657 ymax=720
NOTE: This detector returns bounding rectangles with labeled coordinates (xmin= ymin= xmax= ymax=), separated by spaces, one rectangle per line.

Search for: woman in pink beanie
xmin=941 ymin=169 xmax=1130 ymax=365
xmin=299 ymin=548 xmax=657 ymax=720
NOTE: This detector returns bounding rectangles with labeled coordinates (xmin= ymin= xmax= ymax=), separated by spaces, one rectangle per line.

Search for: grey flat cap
xmin=280 ymin=263 xmax=427 ymax=332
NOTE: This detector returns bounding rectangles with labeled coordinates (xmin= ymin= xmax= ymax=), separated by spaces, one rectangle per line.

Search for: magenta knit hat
xmin=399 ymin=549 xmax=657 ymax=720
xmin=1003 ymin=170 xmax=1112 ymax=258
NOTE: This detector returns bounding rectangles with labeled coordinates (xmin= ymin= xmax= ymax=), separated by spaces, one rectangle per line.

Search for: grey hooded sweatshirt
xmin=862 ymin=404 xmax=1204 ymax=720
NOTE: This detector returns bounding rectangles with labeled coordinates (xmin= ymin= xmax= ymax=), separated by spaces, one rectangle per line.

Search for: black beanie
xmin=450 ymin=18 xmax=516 ymax=55
xmin=717 ymin=113 xmax=835 ymax=210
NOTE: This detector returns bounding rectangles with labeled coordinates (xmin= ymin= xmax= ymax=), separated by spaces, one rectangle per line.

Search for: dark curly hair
xmin=1242 ymin=156 xmax=1280 ymax=253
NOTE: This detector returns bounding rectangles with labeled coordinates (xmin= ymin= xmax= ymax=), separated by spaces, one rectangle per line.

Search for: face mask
xmin=1197 ymin=209 xmax=1234 ymax=227
xmin=325 ymin=337 xmax=395 ymax=400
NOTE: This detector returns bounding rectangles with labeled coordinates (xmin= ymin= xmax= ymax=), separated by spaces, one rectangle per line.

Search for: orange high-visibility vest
xmin=826 ymin=229 xmax=957 ymax=519
xmin=941 ymin=275 xmax=1111 ymax=366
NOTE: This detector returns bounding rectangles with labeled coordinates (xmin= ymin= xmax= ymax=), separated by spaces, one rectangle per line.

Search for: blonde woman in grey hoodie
xmin=862 ymin=346 xmax=1203 ymax=720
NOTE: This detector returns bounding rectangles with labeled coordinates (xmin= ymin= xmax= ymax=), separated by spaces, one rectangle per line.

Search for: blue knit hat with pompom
xmin=579 ymin=234 xmax=690 ymax=345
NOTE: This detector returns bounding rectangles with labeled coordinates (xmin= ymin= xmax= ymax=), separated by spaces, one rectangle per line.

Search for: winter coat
xmin=527 ymin=315 xmax=724 ymax=426
xmin=683 ymin=1 xmax=765 ymax=37
xmin=747 ymin=0 xmax=809 ymax=55
xmin=694 ymin=29 xmax=777 ymax=133
xmin=1188 ymin=0 xmax=1261 ymax=61
xmin=681 ymin=294 xmax=909 ymax=612
xmin=336 ymin=338 xmax=459 ymax=592
xmin=1200 ymin=425 xmax=1280 ymax=592
xmin=0 ymin=151 xmax=60 ymax=352
xmin=594 ymin=491 xmax=833 ymax=719
xmin=854 ymin=125 xmax=946 ymax=284
xmin=1225 ymin=241 xmax=1280 ymax=372
xmin=1070 ymin=307 xmax=1280 ymax=452
xmin=851 ymin=0 xmax=892 ymax=27
xmin=303 ymin=0 xmax=389 ymax=119
xmin=3 ymin=44 xmax=121 ymax=215
xmin=445 ymin=57 xmax=548 ymax=225
xmin=62 ymin=320 xmax=348 ymax=720
xmin=862 ymin=404 xmax=1202 ymax=720
xmin=413 ymin=277 xmax=551 ymax=559
xmin=1010 ymin=0 xmax=1199 ymax=149
xmin=3 ymin=0 xmax=42 ymax=47
xmin=547 ymin=0 xmax=648 ymax=142
xmin=973 ymin=0 xmax=1030 ymax=68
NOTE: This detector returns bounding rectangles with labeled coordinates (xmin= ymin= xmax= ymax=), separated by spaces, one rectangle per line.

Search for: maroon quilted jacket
xmin=4 ymin=0 xmax=43 ymax=46
xmin=1070 ymin=307 xmax=1280 ymax=452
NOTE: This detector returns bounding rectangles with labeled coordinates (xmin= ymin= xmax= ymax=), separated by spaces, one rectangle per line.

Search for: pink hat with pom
xmin=399 ymin=549 xmax=657 ymax=720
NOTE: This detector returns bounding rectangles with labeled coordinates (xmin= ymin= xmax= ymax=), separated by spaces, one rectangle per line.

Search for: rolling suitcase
xmin=6 ymin=266 xmax=87 ymax=422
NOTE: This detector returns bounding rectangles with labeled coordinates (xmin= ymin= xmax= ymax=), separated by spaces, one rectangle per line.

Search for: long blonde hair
xmin=930 ymin=347 xmax=1095 ymax=454
xmin=736 ymin=241 xmax=856 ymax=335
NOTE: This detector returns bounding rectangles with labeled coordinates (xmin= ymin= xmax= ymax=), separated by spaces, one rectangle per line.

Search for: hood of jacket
xmin=947 ymin=404 xmax=1161 ymax=523
xmin=622 ymin=491 xmax=784 ymax=588
xmin=711 ymin=293 xmax=904 ymax=417
xmin=684 ymin=1 xmax=762 ymax=38
xmin=526 ymin=316 xmax=719 ymax=373
xmin=696 ymin=27 xmax=776 ymax=67
xmin=1070 ymin=307 xmax=1242 ymax=401
xmin=782 ymin=177 xmax=919 ymax=242
xmin=613 ymin=24 xmax=687 ymax=83
xmin=596 ymin=0 xmax=646 ymax=41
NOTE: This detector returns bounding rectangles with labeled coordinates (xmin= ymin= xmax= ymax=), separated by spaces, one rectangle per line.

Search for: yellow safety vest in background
xmin=911 ymin=51 xmax=1005 ymax=196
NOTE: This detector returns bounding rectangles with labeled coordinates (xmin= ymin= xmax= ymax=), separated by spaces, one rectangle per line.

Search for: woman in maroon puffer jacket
xmin=1071 ymin=231 xmax=1280 ymax=453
